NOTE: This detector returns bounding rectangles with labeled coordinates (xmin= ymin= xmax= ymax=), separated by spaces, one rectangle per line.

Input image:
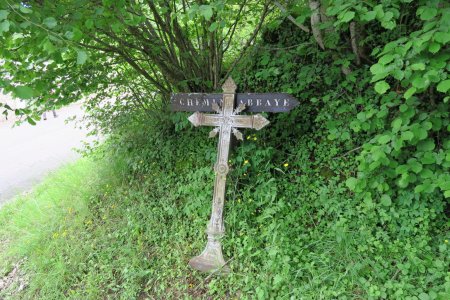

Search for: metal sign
xmin=171 ymin=93 xmax=299 ymax=113
xmin=171 ymin=77 xmax=299 ymax=273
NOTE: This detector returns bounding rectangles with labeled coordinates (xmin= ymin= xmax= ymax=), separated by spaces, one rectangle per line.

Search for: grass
xmin=0 ymin=156 xmax=124 ymax=299
xmin=0 ymin=141 xmax=448 ymax=299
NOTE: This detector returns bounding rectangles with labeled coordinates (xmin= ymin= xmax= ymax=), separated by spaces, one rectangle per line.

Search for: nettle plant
xmin=333 ymin=0 xmax=450 ymax=202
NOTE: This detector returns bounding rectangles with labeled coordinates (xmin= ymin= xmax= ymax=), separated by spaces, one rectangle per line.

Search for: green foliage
xmin=0 ymin=0 xmax=269 ymax=121
xmin=1 ymin=0 xmax=449 ymax=299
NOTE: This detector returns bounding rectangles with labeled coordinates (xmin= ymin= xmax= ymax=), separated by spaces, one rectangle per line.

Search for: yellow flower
xmin=244 ymin=160 xmax=249 ymax=165
xmin=238 ymin=198 xmax=241 ymax=203
xmin=253 ymin=137 xmax=257 ymax=141
xmin=445 ymin=240 xmax=449 ymax=244
xmin=246 ymin=136 xmax=250 ymax=140
xmin=283 ymin=163 xmax=289 ymax=167
xmin=62 ymin=230 xmax=68 ymax=237
xmin=52 ymin=232 xmax=59 ymax=239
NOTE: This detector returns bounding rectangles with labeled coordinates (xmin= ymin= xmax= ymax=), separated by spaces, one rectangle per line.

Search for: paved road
xmin=0 ymin=103 xmax=93 ymax=206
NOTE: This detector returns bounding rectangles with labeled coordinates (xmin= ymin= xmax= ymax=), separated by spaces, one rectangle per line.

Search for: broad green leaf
xmin=436 ymin=80 xmax=450 ymax=93
xmin=378 ymin=134 xmax=391 ymax=144
xmin=418 ymin=292 xmax=430 ymax=300
xmin=77 ymin=50 xmax=88 ymax=65
xmin=43 ymin=39 xmax=56 ymax=54
xmin=419 ymin=7 xmax=437 ymax=21
xmin=19 ymin=6 xmax=32 ymax=14
xmin=434 ymin=31 xmax=450 ymax=44
xmin=401 ymin=131 xmax=414 ymax=141
xmin=208 ymin=22 xmax=219 ymax=32
xmin=0 ymin=10 xmax=8 ymax=21
xmin=428 ymin=42 xmax=440 ymax=54
xmin=199 ymin=5 xmax=213 ymax=20
xmin=380 ymin=194 xmax=391 ymax=206
xmin=404 ymin=87 xmax=416 ymax=99
xmin=395 ymin=165 xmax=408 ymax=175
xmin=410 ymin=63 xmax=425 ymax=70
xmin=370 ymin=63 xmax=384 ymax=75
xmin=411 ymin=76 xmax=428 ymax=89
xmin=43 ymin=17 xmax=57 ymax=29
xmin=417 ymin=139 xmax=435 ymax=151
xmin=85 ymin=19 xmax=94 ymax=29
xmin=391 ymin=118 xmax=402 ymax=132
xmin=14 ymin=86 xmax=34 ymax=99
xmin=408 ymin=159 xmax=423 ymax=174
xmin=374 ymin=81 xmax=390 ymax=94
xmin=421 ymin=152 xmax=435 ymax=164
xmin=398 ymin=175 xmax=409 ymax=188
xmin=362 ymin=11 xmax=376 ymax=21
xmin=341 ymin=11 xmax=355 ymax=23
xmin=27 ymin=117 xmax=36 ymax=125
xmin=379 ymin=54 xmax=394 ymax=65
xmin=412 ymin=127 xmax=428 ymax=140
xmin=0 ymin=20 xmax=10 ymax=33
xmin=345 ymin=177 xmax=357 ymax=190
xmin=381 ymin=20 xmax=396 ymax=30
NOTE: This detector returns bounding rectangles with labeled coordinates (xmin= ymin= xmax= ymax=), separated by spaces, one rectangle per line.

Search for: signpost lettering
xmin=170 ymin=77 xmax=299 ymax=273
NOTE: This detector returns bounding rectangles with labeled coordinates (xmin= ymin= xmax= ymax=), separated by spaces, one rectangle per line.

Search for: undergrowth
xmin=0 ymin=110 xmax=448 ymax=298
xmin=1 ymin=4 xmax=449 ymax=298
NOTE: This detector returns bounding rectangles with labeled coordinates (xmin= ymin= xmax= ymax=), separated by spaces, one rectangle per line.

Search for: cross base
xmin=189 ymin=237 xmax=230 ymax=273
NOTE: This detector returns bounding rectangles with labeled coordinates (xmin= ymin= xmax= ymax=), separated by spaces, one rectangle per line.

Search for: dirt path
xmin=0 ymin=102 xmax=94 ymax=206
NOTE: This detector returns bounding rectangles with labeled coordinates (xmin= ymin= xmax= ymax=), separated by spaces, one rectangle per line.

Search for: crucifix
xmin=171 ymin=77 xmax=299 ymax=273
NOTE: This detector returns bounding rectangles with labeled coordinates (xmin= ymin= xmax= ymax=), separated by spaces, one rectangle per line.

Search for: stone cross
xmin=170 ymin=77 xmax=299 ymax=273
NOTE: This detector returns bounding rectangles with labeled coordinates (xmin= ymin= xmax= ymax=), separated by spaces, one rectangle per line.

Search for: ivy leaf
xmin=374 ymin=81 xmax=390 ymax=94
xmin=77 ymin=50 xmax=88 ymax=65
xmin=43 ymin=17 xmax=57 ymax=29
xmin=436 ymin=80 xmax=450 ymax=93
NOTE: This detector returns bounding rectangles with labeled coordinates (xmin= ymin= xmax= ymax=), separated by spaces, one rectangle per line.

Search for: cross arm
xmin=231 ymin=114 xmax=270 ymax=130
xmin=188 ymin=112 xmax=223 ymax=127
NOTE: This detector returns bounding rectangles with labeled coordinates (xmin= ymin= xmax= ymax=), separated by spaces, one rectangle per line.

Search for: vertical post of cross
xmin=188 ymin=78 xmax=237 ymax=273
